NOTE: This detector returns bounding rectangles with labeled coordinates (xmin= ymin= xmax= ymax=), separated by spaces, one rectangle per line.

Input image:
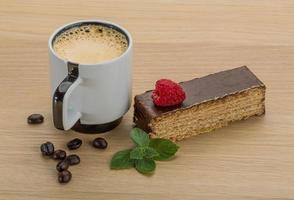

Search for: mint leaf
xmin=135 ymin=158 xmax=156 ymax=174
xmin=110 ymin=149 xmax=134 ymax=169
xmin=130 ymin=146 xmax=159 ymax=160
xmin=130 ymin=128 xmax=150 ymax=146
xmin=149 ymin=138 xmax=179 ymax=160
xmin=144 ymin=147 xmax=159 ymax=159
xmin=110 ymin=128 xmax=180 ymax=175
xmin=130 ymin=147 xmax=144 ymax=159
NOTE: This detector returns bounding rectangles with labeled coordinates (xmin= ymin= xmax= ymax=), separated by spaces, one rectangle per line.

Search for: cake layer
xmin=150 ymin=87 xmax=265 ymax=141
xmin=133 ymin=66 xmax=266 ymax=141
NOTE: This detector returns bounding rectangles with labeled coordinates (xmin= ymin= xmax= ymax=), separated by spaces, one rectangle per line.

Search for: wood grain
xmin=1 ymin=0 xmax=294 ymax=199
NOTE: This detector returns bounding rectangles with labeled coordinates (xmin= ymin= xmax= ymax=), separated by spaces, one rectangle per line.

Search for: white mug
xmin=48 ymin=20 xmax=132 ymax=133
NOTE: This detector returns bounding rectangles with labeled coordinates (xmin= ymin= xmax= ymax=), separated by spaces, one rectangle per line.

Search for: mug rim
xmin=48 ymin=19 xmax=133 ymax=66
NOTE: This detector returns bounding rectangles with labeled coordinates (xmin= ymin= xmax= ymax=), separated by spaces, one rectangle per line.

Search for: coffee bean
xmin=27 ymin=114 xmax=44 ymax=124
xmin=58 ymin=170 xmax=72 ymax=183
xmin=56 ymin=160 xmax=69 ymax=172
xmin=52 ymin=150 xmax=67 ymax=160
xmin=92 ymin=137 xmax=108 ymax=149
xmin=66 ymin=154 xmax=80 ymax=166
xmin=40 ymin=142 xmax=54 ymax=156
xmin=67 ymin=138 xmax=82 ymax=150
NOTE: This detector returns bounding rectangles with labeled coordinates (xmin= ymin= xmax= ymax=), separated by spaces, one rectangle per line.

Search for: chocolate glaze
xmin=134 ymin=66 xmax=265 ymax=132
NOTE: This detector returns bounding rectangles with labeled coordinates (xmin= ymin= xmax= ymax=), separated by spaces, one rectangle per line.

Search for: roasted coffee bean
xmin=66 ymin=154 xmax=80 ymax=165
xmin=40 ymin=142 xmax=54 ymax=156
xmin=92 ymin=137 xmax=108 ymax=149
xmin=58 ymin=170 xmax=72 ymax=184
xmin=52 ymin=150 xmax=67 ymax=160
xmin=27 ymin=114 xmax=44 ymax=124
xmin=56 ymin=160 xmax=69 ymax=172
xmin=67 ymin=138 xmax=82 ymax=150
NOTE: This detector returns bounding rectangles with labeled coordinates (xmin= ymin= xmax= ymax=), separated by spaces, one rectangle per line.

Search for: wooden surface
xmin=1 ymin=1 xmax=294 ymax=199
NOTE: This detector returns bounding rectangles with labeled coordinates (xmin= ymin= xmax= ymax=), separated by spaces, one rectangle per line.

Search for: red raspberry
xmin=152 ymin=79 xmax=186 ymax=107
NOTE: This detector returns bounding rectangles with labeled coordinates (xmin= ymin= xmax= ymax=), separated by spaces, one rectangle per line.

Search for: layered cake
xmin=133 ymin=66 xmax=266 ymax=141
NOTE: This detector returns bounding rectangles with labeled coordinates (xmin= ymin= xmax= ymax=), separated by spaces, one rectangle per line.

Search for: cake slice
xmin=133 ymin=66 xmax=266 ymax=141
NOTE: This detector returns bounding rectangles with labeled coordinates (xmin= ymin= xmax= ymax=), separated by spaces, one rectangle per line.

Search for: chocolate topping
xmin=134 ymin=66 xmax=265 ymax=132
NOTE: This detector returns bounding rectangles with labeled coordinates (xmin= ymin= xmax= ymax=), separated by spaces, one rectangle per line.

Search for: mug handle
xmin=53 ymin=62 xmax=82 ymax=130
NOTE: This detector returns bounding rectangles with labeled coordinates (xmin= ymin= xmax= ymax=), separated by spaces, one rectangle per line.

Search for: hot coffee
xmin=53 ymin=24 xmax=128 ymax=64
xmin=49 ymin=20 xmax=132 ymax=132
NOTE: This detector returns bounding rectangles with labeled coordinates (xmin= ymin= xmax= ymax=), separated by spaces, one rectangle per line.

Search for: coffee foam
xmin=53 ymin=24 xmax=128 ymax=64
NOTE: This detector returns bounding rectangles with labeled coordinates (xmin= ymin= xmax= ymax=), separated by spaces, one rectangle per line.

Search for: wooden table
xmin=1 ymin=1 xmax=294 ymax=199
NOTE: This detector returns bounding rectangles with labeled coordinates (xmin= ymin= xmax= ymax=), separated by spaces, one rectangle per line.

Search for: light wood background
xmin=1 ymin=0 xmax=294 ymax=199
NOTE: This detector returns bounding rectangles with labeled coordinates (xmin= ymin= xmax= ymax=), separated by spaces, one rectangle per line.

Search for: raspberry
xmin=152 ymin=79 xmax=186 ymax=107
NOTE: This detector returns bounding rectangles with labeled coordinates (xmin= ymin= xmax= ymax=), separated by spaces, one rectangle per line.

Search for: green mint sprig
xmin=110 ymin=128 xmax=179 ymax=175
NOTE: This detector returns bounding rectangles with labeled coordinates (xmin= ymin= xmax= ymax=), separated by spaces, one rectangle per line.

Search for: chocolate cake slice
xmin=133 ymin=66 xmax=266 ymax=141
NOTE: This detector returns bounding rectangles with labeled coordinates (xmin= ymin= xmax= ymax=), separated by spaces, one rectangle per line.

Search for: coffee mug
xmin=48 ymin=20 xmax=132 ymax=133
